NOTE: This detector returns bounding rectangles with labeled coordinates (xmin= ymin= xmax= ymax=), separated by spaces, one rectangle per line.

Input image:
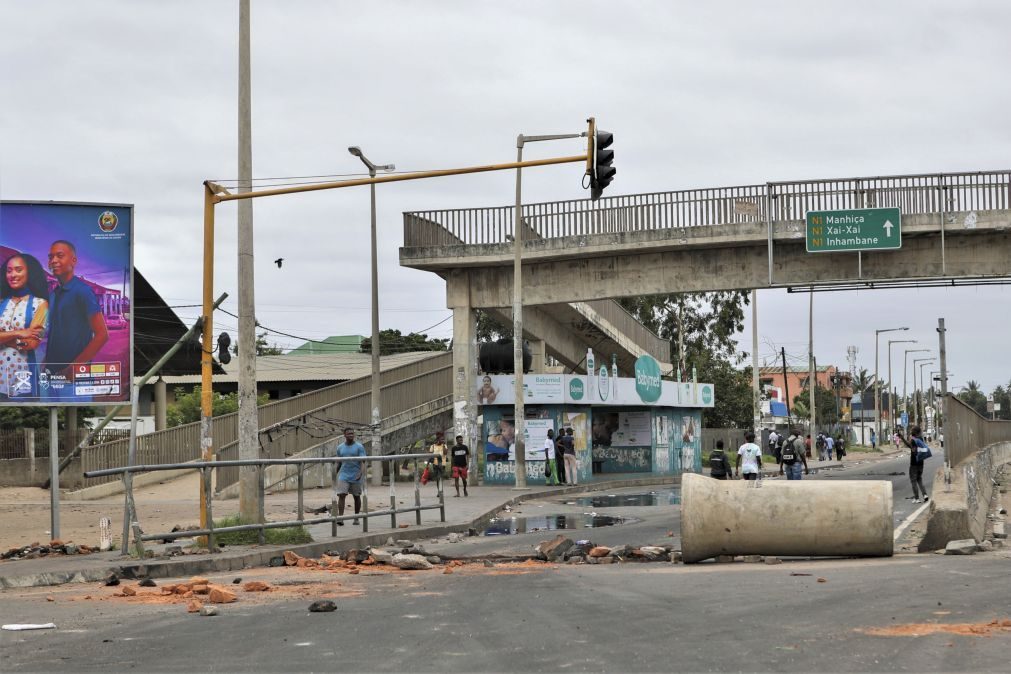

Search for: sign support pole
xmin=49 ymin=407 xmax=59 ymax=541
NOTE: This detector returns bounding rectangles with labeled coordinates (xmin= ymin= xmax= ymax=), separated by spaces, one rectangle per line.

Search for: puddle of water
xmin=561 ymin=490 xmax=680 ymax=507
xmin=482 ymin=514 xmax=631 ymax=536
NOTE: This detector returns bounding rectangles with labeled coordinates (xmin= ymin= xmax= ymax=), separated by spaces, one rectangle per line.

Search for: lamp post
xmin=348 ymin=146 xmax=395 ymax=487
xmin=903 ymin=349 xmax=930 ymax=430
xmin=913 ymin=358 xmax=935 ymax=428
xmin=887 ymin=339 xmax=916 ymax=433
xmin=875 ymin=327 xmax=908 ymax=445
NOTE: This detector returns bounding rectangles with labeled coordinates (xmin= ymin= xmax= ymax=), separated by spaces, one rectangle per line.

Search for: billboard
xmin=0 ymin=201 xmax=133 ymax=406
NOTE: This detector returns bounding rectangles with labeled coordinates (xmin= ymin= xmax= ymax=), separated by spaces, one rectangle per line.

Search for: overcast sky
xmin=2 ymin=1 xmax=1010 ymax=395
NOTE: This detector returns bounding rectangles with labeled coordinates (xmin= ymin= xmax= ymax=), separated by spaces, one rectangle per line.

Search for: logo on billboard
xmin=700 ymin=384 xmax=713 ymax=405
xmin=98 ymin=211 xmax=119 ymax=232
xmin=569 ymin=378 xmax=584 ymax=400
xmin=634 ymin=355 xmax=662 ymax=403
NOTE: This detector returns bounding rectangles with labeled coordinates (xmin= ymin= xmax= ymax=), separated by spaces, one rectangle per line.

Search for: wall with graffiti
xmin=482 ymin=405 xmax=592 ymax=485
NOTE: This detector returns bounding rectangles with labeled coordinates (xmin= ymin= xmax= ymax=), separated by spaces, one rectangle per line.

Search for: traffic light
xmin=590 ymin=126 xmax=615 ymax=201
xmin=217 ymin=331 xmax=232 ymax=365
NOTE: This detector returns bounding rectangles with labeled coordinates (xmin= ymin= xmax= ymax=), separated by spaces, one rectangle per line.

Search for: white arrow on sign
xmin=883 ymin=220 xmax=894 ymax=237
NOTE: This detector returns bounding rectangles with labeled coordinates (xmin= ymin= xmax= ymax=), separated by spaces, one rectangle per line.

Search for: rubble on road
xmin=3 ymin=540 xmax=97 ymax=561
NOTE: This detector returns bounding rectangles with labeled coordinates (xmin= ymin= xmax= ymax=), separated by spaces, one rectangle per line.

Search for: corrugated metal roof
xmin=154 ymin=350 xmax=444 ymax=385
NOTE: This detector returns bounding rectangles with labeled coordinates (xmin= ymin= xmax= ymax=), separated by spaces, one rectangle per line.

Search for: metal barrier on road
xmin=84 ymin=453 xmax=444 ymax=556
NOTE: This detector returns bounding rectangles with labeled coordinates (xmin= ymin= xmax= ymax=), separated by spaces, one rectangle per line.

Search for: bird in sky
xmin=274 ymin=258 xmax=284 ymax=268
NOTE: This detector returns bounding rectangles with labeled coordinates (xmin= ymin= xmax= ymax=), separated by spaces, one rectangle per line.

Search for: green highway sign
xmin=806 ymin=207 xmax=901 ymax=253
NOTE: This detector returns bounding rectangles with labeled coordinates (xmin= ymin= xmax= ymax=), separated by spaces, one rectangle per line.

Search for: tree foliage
xmin=475 ymin=310 xmax=511 ymax=342
xmin=957 ymin=380 xmax=988 ymax=417
xmin=360 ymin=329 xmax=449 ymax=356
xmin=0 ymin=406 xmax=96 ymax=430
xmin=791 ymin=385 xmax=840 ymax=427
xmin=166 ymin=386 xmax=269 ymax=428
xmin=620 ymin=291 xmax=751 ymax=427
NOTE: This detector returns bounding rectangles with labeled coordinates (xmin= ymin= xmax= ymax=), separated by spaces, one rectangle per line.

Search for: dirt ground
xmin=0 ymin=472 xmax=330 ymax=550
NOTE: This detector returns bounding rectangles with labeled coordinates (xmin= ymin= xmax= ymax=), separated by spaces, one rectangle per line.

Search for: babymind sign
xmin=0 ymin=201 xmax=133 ymax=406
xmin=475 ymin=372 xmax=714 ymax=408
xmin=806 ymin=207 xmax=901 ymax=253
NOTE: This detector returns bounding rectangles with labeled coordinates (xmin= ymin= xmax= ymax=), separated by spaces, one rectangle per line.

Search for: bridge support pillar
xmin=450 ymin=276 xmax=480 ymax=488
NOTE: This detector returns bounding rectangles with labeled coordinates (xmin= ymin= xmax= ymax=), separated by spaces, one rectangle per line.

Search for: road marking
xmin=894 ymin=501 xmax=930 ymax=541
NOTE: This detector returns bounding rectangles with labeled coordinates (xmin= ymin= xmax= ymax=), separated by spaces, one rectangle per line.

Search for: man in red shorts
xmin=451 ymin=434 xmax=470 ymax=497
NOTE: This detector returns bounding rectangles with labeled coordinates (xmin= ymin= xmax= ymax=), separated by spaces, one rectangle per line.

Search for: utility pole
xmin=808 ymin=291 xmax=816 ymax=437
xmin=236 ymin=0 xmax=259 ymax=521
xmin=751 ymin=290 xmax=760 ymax=431
xmin=781 ymin=347 xmax=792 ymax=428
xmin=937 ymin=318 xmax=949 ymax=477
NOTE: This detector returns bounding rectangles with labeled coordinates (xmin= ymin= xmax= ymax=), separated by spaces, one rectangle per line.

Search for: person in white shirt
xmin=736 ymin=431 xmax=763 ymax=481
xmin=768 ymin=430 xmax=780 ymax=457
xmin=544 ymin=428 xmax=560 ymax=486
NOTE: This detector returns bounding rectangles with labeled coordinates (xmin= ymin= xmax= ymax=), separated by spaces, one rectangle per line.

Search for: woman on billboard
xmin=0 ymin=253 xmax=49 ymax=398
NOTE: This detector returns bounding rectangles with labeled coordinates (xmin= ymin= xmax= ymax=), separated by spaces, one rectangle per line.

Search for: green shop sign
xmin=569 ymin=378 xmax=585 ymax=400
xmin=634 ymin=355 xmax=662 ymax=403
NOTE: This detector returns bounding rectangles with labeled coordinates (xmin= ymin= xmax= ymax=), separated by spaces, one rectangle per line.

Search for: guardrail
xmin=403 ymin=170 xmax=1011 ymax=247
xmin=943 ymin=394 xmax=1011 ymax=468
xmin=85 ymin=453 xmax=444 ymax=556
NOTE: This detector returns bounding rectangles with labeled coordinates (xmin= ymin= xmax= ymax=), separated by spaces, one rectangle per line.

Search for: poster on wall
xmin=519 ymin=418 xmax=554 ymax=461
xmin=609 ymin=411 xmax=652 ymax=447
xmin=0 ymin=202 xmax=133 ymax=406
xmin=476 ymin=373 xmax=564 ymax=405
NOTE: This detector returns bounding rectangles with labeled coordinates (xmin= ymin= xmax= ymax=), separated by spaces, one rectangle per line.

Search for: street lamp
xmin=887 ymin=339 xmax=916 ymax=433
xmin=913 ymin=358 xmax=935 ymax=428
xmin=875 ymin=327 xmax=908 ymax=444
xmin=348 ymin=146 xmax=395 ymax=487
xmin=903 ymin=349 xmax=930 ymax=429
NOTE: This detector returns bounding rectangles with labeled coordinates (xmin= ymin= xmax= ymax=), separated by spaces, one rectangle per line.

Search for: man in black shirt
xmin=451 ymin=435 xmax=471 ymax=497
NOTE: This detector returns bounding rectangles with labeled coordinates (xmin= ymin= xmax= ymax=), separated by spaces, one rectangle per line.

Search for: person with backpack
xmin=709 ymin=440 xmax=733 ymax=480
xmin=901 ymin=425 xmax=931 ymax=503
xmin=778 ymin=428 xmax=809 ymax=480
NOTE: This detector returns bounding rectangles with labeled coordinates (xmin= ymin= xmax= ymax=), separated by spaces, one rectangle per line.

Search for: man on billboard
xmin=44 ymin=240 xmax=108 ymax=383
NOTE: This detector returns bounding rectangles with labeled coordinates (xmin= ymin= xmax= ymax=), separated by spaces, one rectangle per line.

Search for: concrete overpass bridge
xmin=399 ymin=169 xmax=1011 ymax=444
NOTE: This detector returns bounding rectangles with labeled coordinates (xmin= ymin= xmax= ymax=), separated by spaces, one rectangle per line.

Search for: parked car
xmin=105 ymin=314 xmax=128 ymax=330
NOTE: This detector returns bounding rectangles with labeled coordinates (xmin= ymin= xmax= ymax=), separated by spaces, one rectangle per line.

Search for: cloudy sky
xmin=2 ymin=1 xmax=1010 ymax=395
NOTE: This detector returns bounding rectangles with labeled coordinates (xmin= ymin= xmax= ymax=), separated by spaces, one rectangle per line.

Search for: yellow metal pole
xmin=585 ymin=117 xmax=596 ymax=175
xmin=200 ymin=181 xmax=215 ymax=529
xmin=213 ymin=154 xmax=588 ymax=203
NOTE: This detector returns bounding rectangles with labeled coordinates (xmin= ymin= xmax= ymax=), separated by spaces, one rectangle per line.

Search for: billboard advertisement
xmin=0 ymin=201 xmax=133 ymax=406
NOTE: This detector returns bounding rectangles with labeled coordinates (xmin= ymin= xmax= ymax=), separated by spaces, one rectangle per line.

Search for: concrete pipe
xmin=680 ymin=473 xmax=893 ymax=564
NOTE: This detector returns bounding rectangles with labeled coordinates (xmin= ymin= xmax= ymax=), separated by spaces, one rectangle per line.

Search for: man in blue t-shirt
xmin=45 ymin=240 xmax=109 ymax=397
xmin=335 ymin=428 xmax=367 ymax=526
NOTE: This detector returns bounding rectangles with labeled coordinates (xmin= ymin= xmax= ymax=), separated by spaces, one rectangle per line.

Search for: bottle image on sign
xmin=586 ymin=348 xmax=595 ymax=401
xmin=598 ymin=365 xmax=609 ymax=401
xmin=611 ymin=354 xmax=618 ymax=401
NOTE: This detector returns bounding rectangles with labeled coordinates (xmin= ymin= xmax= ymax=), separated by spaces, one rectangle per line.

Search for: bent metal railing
xmin=403 ymin=171 xmax=1011 ymax=247
xmin=84 ymin=452 xmax=443 ymax=556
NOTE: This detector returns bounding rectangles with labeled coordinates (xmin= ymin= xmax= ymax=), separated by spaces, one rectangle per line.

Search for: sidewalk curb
xmin=0 ymin=476 xmax=676 ymax=589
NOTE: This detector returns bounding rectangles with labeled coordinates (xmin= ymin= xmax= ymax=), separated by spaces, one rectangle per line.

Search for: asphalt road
xmin=6 ymin=446 xmax=988 ymax=674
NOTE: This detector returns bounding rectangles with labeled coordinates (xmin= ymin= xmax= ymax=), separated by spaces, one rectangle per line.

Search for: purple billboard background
xmin=0 ymin=201 xmax=133 ymax=406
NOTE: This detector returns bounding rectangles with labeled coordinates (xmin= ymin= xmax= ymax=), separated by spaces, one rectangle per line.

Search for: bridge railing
xmin=403 ymin=171 xmax=1011 ymax=247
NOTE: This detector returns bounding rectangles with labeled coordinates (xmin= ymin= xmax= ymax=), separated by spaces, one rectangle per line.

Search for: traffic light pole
xmin=200 ymin=135 xmax=596 ymax=504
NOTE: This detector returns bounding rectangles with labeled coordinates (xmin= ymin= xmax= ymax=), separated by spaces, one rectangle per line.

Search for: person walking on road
xmin=778 ymin=429 xmax=809 ymax=480
xmin=902 ymin=425 xmax=931 ymax=503
xmin=334 ymin=428 xmax=366 ymax=526
xmin=560 ymin=427 xmax=578 ymax=485
xmin=870 ymin=429 xmax=877 ymax=450
xmin=427 ymin=431 xmax=448 ymax=495
xmin=451 ymin=434 xmax=470 ymax=498
xmin=824 ymin=434 xmax=834 ymax=461
xmin=543 ymin=428 xmax=560 ymax=486
xmin=709 ymin=440 xmax=733 ymax=480
xmin=835 ymin=433 xmax=846 ymax=461
xmin=735 ymin=431 xmax=762 ymax=481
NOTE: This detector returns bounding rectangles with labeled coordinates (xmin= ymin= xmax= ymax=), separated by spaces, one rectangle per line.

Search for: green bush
xmin=204 ymin=515 xmax=312 ymax=546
